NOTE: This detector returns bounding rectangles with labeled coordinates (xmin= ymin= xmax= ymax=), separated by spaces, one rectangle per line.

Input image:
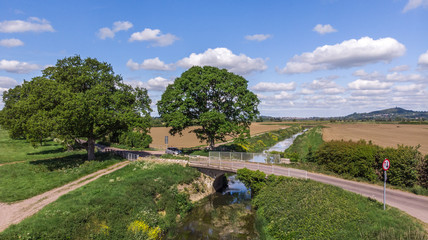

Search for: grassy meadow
xmin=253 ymin=175 xmax=427 ymax=240
xmin=0 ymin=128 xmax=83 ymax=164
xmin=0 ymin=161 xmax=201 ymax=239
xmin=0 ymin=152 xmax=123 ymax=202
xmin=0 ymin=128 xmax=123 ymax=202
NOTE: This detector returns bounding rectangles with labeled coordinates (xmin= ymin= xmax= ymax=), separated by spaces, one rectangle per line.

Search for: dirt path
xmin=0 ymin=160 xmax=26 ymax=167
xmin=0 ymin=161 xmax=130 ymax=232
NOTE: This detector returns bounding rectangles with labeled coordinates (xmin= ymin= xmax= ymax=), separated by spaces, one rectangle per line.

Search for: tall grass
xmin=284 ymin=126 xmax=324 ymax=162
xmin=253 ymin=175 xmax=427 ymax=240
xmin=0 ymin=161 xmax=200 ymax=239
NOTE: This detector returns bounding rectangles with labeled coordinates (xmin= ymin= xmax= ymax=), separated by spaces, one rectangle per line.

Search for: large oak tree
xmin=0 ymin=56 xmax=152 ymax=160
xmin=157 ymin=66 xmax=259 ymax=149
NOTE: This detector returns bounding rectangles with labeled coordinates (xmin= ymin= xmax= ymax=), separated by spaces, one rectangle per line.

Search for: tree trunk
xmin=209 ymin=138 xmax=215 ymax=150
xmin=87 ymin=137 xmax=95 ymax=160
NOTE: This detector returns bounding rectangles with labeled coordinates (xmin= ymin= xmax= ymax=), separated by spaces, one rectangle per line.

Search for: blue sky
xmin=1 ymin=0 xmax=428 ymax=117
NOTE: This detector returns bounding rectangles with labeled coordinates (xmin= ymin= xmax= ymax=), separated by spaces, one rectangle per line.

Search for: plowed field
xmin=149 ymin=123 xmax=288 ymax=149
xmin=322 ymin=123 xmax=428 ymax=155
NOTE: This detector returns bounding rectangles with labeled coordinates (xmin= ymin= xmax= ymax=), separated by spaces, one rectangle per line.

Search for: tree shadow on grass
xmin=29 ymin=152 xmax=117 ymax=171
xmin=27 ymin=148 xmax=66 ymax=155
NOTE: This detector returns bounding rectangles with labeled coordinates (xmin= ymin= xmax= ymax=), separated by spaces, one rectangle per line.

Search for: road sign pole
xmin=384 ymin=170 xmax=387 ymax=210
xmin=382 ymin=158 xmax=390 ymax=211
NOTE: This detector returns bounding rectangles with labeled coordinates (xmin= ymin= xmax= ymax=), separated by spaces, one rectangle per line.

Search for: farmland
xmin=149 ymin=122 xmax=289 ymax=149
xmin=323 ymin=123 xmax=428 ymax=155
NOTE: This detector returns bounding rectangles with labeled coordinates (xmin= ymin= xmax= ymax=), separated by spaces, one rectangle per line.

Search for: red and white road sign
xmin=382 ymin=159 xmax=390 ymax=171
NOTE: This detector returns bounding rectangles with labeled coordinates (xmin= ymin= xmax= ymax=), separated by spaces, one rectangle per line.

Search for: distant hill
xmin=343 ymin=107 xmax=428 ymax=121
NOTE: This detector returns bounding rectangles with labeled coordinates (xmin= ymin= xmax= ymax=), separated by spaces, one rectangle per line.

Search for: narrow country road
xmin=189 ymin=160 xmax=428 ymax=224
xmin=0 ymin=161 xmax=130 ymax=232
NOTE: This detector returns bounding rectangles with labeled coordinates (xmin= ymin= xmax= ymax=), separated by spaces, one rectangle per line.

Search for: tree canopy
xmin=157 ymin=66 xmax=259 ymax=149
xmin=0 ymin=56 xmax=152 ymax=160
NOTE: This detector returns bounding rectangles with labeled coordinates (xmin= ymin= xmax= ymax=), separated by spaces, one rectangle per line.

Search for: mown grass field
xmin=0 ymin=161 xmax=200 ymax=239
xmin=253 ymin=176 xmax=427 ymax=240
xmin=0 ymin=128 xmax=84 ymax=164
xmin=0 ymin=128 xmax=123 ymax=202
xmin=323 ymin=123 xmax=428 ymax=155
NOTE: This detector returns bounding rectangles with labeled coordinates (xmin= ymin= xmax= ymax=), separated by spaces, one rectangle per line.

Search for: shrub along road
xmin=0 ymin=161 xmax=130 ymax=232
xmin=190 ymin=160 xmax=428 ymax=224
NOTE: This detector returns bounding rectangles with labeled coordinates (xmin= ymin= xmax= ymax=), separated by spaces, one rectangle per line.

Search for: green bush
xmin=118 ymin=131 xmax=152 ymax=148
xmin=315 ymin=140 xmax=426 ymax=188
xmin=236 ymin=168 xmax=267 ymax=195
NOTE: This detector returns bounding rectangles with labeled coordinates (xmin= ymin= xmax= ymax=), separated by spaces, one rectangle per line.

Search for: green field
xmin=0 ymin=128 xmax=123 ymax=202
xmin=0 ymin=161 xmax=200 ymax=239
xmin=0 ymin=128 xmax=82 ymax=164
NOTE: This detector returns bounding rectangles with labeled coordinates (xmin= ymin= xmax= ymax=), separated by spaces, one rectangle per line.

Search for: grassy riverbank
xmin=0 ymin=161 xmax=200 ymax=239
xmin=237 ymin=169 xmax=427 ymax=239
xmin=283 ymin=126 xmax=324 ymax=162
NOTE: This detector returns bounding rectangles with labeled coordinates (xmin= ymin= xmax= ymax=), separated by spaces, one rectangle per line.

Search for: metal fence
xmin=104 ymin=149 xmax=140 ymax=161
xmin=189 ymin=152 xmax=308 ymax=180
xmin=209 ymin=151 xmax=281 ymax=164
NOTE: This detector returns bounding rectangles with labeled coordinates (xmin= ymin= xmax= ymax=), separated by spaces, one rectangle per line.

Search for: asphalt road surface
xmin=190 ymin=159 xmax=428 ymax=224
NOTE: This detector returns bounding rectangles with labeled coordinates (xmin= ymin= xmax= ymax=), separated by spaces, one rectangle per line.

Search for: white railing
xmin=189 ymin=152 xmax=307 ymax=180
xmin=209 ymin=151 xmax=281 ymax=164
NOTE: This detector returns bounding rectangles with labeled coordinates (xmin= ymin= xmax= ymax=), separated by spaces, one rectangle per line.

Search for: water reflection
xmin=171 ymin=175 xmax=259 ymax=239
xmin=267 ymin=129 xmax=308 ymax=152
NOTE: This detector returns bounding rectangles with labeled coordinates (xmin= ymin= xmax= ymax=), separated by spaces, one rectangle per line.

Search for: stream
xmin=172 ymin=129 xmax=308 ymax=239
xmin=171 ymin=175 xmax=258 ymax=239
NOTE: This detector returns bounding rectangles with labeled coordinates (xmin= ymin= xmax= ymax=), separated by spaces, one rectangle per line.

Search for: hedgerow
xmin=315 ymin=140 xmax=427 ymax=188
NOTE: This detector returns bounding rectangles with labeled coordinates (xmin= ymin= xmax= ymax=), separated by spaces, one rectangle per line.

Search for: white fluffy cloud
xmin=278 ymin=37 xmax=406 ymax=74
xmin=0 ymin=76 xmax=18 ymax=88
xmin=0 ymin=59 xmax=41 ymax=74
xmin=348 ymin=79 xmax=393 ymax=90
xmin=386 ymin=72 xmax=426 ymax=82
xmin=418 ymin=50 xmax=428 ymax=67
xmin=127 ymin=58 xmax=175 ymax=71
xmin=313 ymin=24 xmax=337 ymax=34
xmin=0 ymin=17 xmax=54 ymax=33
xmin=403 ymin=0 xmax=428 ymax=12
xmin=245 ymin=34 xmax=272 ymax=41
xmin=176 ymin=48 xmax=267 ymax=75
xmin=97 ymin=21 xmax=133 ymax=39
xmin=389 ymin=65 xmax=410 ymax=72
xmin=129 ymin=28 xmax=178 ymax=46
xmin=303 ymin=79 xmax=345 ymax=95
xmin=126 ymin=77 xmax=173 ymax=91
xmin=394 ymin=83 xmax=426 ymax=92
xmin=0 ymin=38 xmax=24 ymax=47
xmin=251 ymin=82 xmax=296 ymax=92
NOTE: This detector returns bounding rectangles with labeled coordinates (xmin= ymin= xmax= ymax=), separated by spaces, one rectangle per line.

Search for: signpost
xmin=382 ymin=158 xmax=390 ymax=210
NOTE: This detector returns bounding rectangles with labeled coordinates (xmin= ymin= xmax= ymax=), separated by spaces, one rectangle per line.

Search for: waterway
xmin=266 ymin=129 xmax=308 ymax=152
xmin=171 ymin=175 xmax=259 ymax=239
xmin=171 ymin=129 xmax=308 ymax=238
